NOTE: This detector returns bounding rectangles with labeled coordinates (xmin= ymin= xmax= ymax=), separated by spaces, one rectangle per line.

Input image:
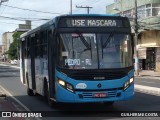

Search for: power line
xmin=76 ymin=5 xmax=93 ymax=14
xmin=1 ymin=4 xmax=63 ymax=14
xmin=80 ymin=0 xmax=99 ymax=6
xmin=76 ymin=0 xmax=92 ymax=6
xmin=0 ymin=15 xmax=50 ymax=21
xmin=0 ymin=21 xmax=18 ymax=25
xmin=73 ymin=0 xmax=106 ymax=13
xmin=0 ymin=21 xmax=37 ymax=26
xmin=0 ymin=0 xmax=9 ymax=16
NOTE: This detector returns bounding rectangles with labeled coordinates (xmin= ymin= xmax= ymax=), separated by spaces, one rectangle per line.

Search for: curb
xmin=0 ymin=64 xmax=20 ymax=69
xmin=135 ymin=84 xmax=160 ymax=96
xmin=135 ymin=76 xmax=160 ymax=80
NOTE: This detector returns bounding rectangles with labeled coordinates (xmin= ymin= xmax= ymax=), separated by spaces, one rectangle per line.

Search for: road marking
xmin=12 ymin=73 xmax=17 ymax=75
xmin=0 ymin=84 xmax=42 ymax=120
xmin=0 ymin=84 xmax=30 ymax=111
xmin=0 ymin=64 xmax=20 ymax=69
xmin=139 ymin=81 xmax=156 ymax=84
xmin=135 ymin=76 xmax=160 ymax=80
xmin=135 ymin=84 xmax=160 ymax=96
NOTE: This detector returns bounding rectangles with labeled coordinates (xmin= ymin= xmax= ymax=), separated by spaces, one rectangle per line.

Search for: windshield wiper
xmin=78 ymin=33 xmax=91 ymax=50
xmin=102 ymin=32 xmax=114 ymax=48
xmin=74 ymin=30 xmax=91 ymax=50
xmin=74 ymin=31 xmax=93 ymax=60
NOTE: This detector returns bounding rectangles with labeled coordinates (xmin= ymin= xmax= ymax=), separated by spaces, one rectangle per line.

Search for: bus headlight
xmin=66 ymin=83 xmax=74 ymax=92
xmin=123 ymin=78 xmax=134 ymax=90
xmin=129 ymin=78 xmax=134 ymax=83
xmin=58 ymin=79 xmax=74 ymax=93
xmin=58 ymin=80 xmax=65 ymax=86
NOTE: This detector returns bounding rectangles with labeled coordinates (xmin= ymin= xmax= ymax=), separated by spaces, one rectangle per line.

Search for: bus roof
xmin=20 ymin=14 xmax=126 ymax=39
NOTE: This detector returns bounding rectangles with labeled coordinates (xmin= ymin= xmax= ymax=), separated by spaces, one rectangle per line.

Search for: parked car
xmin=10 ymin=60 xmax=17 ymax=65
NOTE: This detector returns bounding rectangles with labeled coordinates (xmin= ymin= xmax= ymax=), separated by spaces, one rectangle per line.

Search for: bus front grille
xmin=81 ymin=91 xmax=117 ymax=98
xmin=70 ymin=71 xmax=126 ymax=80
xmin=58 ymin=67 xmax=133 ymax=80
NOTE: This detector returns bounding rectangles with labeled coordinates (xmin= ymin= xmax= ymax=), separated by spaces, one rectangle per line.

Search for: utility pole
xmin=70 ymin=0 xmax=72 ymax=14
xmin=134 ymin=0 xmax=139 ymax=75
xmin=76 ymin=5 xmax=93 ymax=14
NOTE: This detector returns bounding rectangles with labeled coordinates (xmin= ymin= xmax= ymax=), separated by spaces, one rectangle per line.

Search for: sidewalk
xmin=135 ymin=70 xmax=160 ymax=79
xmin=0 ymin=86 xmax=26 ymax=120
xmin=134 ymin=70 xmax=160 ymax=96
xmin=0 ymin=63 xmax=27 ymax=120
xmin=0 ymin=62 xmax=20 ymax=69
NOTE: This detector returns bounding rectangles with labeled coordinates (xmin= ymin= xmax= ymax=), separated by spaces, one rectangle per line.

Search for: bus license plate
xmin=93 ymin=93 xmax=107 ymax=98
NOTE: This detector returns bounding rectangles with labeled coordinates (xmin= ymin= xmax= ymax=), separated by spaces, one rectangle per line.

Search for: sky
xmin=0 ymin=0 xmax=114 ymax=44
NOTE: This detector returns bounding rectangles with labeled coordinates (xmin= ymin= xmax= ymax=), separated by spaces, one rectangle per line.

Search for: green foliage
xmin=7 ymin=32 xmax=23 ymax=60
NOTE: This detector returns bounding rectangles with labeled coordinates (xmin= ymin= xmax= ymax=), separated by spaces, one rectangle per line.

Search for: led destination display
xmin=59 ymin=17 xmax=129 ymax=28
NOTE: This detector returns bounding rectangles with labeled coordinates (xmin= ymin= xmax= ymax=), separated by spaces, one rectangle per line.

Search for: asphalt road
xmin=0 ymin=65 xmax=160 ymax=120
xmin=135 ymin=78 xmax=160 ymax=88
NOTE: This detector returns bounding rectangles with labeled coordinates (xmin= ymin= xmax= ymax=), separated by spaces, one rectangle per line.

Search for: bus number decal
xmin=76 ymin=83 xmax=87 ymax=89
xmin=65 ymin=59 xmax=80 ymax=66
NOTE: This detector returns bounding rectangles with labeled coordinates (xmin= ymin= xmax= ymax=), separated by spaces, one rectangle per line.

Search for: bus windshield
xmin=57 ymin=33 xmax=132 ymax=69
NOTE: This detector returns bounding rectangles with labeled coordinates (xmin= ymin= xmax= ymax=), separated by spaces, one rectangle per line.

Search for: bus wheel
xmin=27 ymin=88 xmax=34 ymax=96
xmin=44 ymin=80 xmax=48 ymax=101
xmin=48 ymin=98 xmax=57 ymax=108
xmin=104 ymin=101 xmax=114 ymax=105
xmin=26 ymin=73 xmax=34 ymax=96
xmin=44 ymin=80 xmax=57 ymax=107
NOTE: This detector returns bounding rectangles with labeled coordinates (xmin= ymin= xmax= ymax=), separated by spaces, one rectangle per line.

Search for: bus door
xmin=20 ymin=40 xmax=26 ymax=84
xmin=30 ymin=36 xmax=36 ymax=90
xmin=48 ymin=30 xmax=56 ymax=98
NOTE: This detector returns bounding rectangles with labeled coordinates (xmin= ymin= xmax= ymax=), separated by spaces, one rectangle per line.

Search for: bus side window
xmin=25 ymin=37 xmax=31 ymax=59
xmin=41 ymin=31 xmax=47 ymax=59
xmin=35 ymin=33 xmax=41 ymax=58
xmin=24 ymin=38 xmax=27 ymax=59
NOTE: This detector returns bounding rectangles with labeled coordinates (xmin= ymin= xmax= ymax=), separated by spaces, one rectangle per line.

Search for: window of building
xmin=123 ymin=10 xmax=132 ymax=18
xmin=152 ymin=3 xmax=160 ymax=7
xmin=137 ymin=5 xmax=146 ymax=19
xmin=152 ymin=3 xmax=160 ymax=16
xmin=146 ymin=4 xmax=151 ymax=8
xmin=152 ymin=8 xmax=160 ymax=16
xmin=114 ymin=3 xmax=160 ymax=21
xmin=146 ymin=9 xmax=152 ymax=17
xmin=145 ymin=4 xmax=152 ymax=17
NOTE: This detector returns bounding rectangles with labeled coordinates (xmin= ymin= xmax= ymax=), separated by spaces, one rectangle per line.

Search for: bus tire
xmin=44 ymin=79 xmax=48 ymax=101
xmin=27 ymin=88 xmax=34 ymax=96
xmin=26 ymin=73 xmax=34 ymax=96
xmin=44 ymin=80 xmax=57 ymax=107
xmin=104 ymin=101 xmax=114 ymax=105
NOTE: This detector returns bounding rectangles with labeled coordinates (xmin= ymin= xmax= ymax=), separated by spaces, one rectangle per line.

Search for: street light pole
xmin=70 ymin=0 xmax=72 ymax=14
xmin=76 ymin=5 xmax=93 ymax=14
xmin=134 ymin=0 xmax=139 ymax=75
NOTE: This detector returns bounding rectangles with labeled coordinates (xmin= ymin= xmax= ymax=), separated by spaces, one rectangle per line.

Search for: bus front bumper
xmin=55 ymin=83 xmax=134 ymax=103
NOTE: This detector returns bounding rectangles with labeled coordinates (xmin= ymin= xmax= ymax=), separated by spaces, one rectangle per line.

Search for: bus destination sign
xmin=72 ymin=19 xmax=117 ymax=27
xmin=59 ymin=17 xmax=127 ymax=28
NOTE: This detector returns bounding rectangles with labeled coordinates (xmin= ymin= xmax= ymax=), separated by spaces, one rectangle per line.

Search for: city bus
xmin=20 ymin=14 xmax=134 ymax=106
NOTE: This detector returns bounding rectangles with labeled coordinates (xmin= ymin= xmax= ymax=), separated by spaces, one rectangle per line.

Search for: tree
xmin=7 ymin=32 xmax=23 ymax=60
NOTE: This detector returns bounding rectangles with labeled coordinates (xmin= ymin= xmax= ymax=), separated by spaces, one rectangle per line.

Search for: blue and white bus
xmin=20 ymin=14 xmax=134 ymax=106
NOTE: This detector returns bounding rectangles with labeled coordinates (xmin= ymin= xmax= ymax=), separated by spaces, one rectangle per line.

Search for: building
xmin=0 ymin=45 xmax=2 ymax=56
xmin=1 ymin=20 xmax=31 ymax=61
xmin=106 ymin=0 xmax=160 ymax=71
xmin=15 ymin=20 xmax=31 ymax=32
xmin=2 ymin=32 xmax=14 ymax=57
